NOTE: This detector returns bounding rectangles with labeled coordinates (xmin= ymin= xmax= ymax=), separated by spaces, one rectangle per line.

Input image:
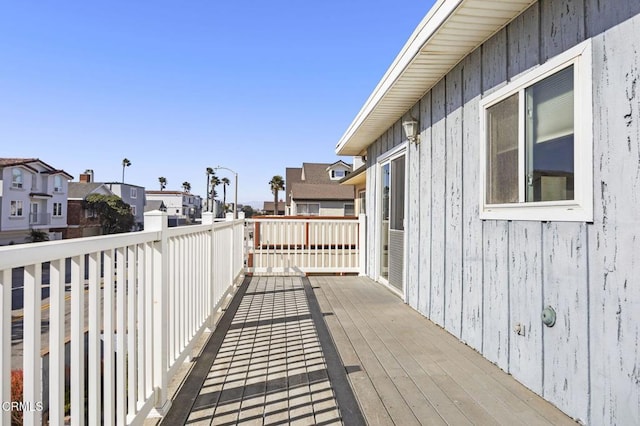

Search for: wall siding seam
xmin=540 ymin=221 xmax=545 ymax=394
xmin=443 ymin=78 xmax=448 ymax=331
xmin=584 ymin=223 xmax=592 ymax=425
xmin=507 ymin=221 xmax=512 ymax=373
xmin=459 ymin=70 xmax=465 ymax=341
xmin=429 ymin=93 xmax=434 ymax=319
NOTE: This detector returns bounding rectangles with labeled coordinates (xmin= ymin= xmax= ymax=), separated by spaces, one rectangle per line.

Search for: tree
xmin=182 ymin=181 xmax=191 ymax=193
xmin=121 ymin=158 xmax=131 ymax=183
xmin=84 ymin=194 xmax=135 ymax=234
xmin=221 ymin=177 xmax=230 ymax=212
xmin=205 ymin=167 xmax=214 ymax=212
xmin=210 ymin=174 xmax=220 ymax=216
xmin=27 ymin=229 xmax=49 ymax=243
xmin=269 ymin=175 xmax=285 ymax=215
xmin=158 ymin=176 xmax=167 ymax=190
xmin=241 ymin=205 xmax=255 ymax=218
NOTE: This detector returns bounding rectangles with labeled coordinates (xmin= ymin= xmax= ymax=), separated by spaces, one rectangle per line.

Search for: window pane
xmin=526 ymin=66 xmax=574 ymax=202
xmin=487 ymin=94 xmax=519 ymax=204
xmin=309 ymin=204 xmax=319 ymax=215
xmin=391 ymin=156 xmax=405 ymax=230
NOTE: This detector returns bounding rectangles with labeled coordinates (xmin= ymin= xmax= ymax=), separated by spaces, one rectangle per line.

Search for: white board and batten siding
xmin=364 ymin=1 xmax=640 ymax=424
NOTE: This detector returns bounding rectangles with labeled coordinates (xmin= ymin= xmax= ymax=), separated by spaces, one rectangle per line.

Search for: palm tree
xmin=182 ymin=181 xmax=191 ymax=193
xmin=269 ymin=175 xmax=285 ymax=215
xmin=158 ymin=176 xmax=167 ymax=191
xmin=210 ymin=174 xmax=220 ymax=215
xmin=205 ymin=167 xmax=214 ymax=212
xmin=221 ymin=177 xmax=230 ymax=212
xmin=121 ymin=158 xmax=131 ymax=182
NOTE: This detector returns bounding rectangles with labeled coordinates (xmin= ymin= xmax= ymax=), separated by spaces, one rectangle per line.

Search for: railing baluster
xmin=49 ymin=258 xmax=65 ymax=425
xmin=87 ymin=251 xmax=101 ymax=424
xmin=23 ymin=264 xmax=42 ymax=426
xmin=70 ymin=255 xmax=85 ymax=425
xmin=127 ymin=245 xmax=137 ymax=419
xmin=116 ymin=247 xmax=127 ymax=425
xmin=0 ymin=270 xmax=10 ymax=426
xmin=103 ymin=249 xmax=115 ymax=424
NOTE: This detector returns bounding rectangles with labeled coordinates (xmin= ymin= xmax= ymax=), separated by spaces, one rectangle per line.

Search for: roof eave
xmin=335 ymin=0 xmax=537 ymax=156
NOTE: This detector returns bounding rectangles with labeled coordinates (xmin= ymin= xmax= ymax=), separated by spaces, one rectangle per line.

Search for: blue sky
xmin=0 ymin=1 xmax=433 ymax=206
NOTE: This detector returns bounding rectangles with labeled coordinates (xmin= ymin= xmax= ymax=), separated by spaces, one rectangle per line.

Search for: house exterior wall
xmin=0 ymin=164 xmax=69 ymax=244
xmin=364 ymin=2 xmax=640 ymax=424
xmin=64 ymin=200 xmax=103 ymax=239
xmin=107 ymin=183 xmax=146 ymax=230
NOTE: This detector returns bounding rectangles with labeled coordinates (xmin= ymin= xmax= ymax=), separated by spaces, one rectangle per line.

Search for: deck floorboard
xmin=163 ymin=275 xmax=576 ymax=425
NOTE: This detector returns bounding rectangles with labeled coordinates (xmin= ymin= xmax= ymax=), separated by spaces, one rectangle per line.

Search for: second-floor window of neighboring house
xmin=53 ymin=175 xmax=63 ymax=192
xmin=53 ymin=202 xmax=63 ymax=217
xmin=297 ymin=203 xmax=320 ymax=216
xmin=131 ymin=205 xmax=137 ymax=216
xmin=10 ymin=200 xmax=23 ymax=216
xmin=12 ymin=168 xmax=23 ymax=188
xmin=130 ymin=187 xmax=137 ymax=198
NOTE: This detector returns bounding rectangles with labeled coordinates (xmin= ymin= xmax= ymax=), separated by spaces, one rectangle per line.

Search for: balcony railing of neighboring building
xmin=0 ymin=213 xmax=363 ymax=425
xmin=29 ymin=212 xmax=51 ymax=226
xmin=0 ymin=211 xmax=245 ymax=425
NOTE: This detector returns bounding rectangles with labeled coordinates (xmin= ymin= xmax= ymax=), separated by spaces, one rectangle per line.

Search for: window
xmin=344 ymin=203 xmax=355 ymax=216
xmin=10 ymin=201 xmax=23 ymax=217
xmin=131 ymin=205 xmax=137 ymax=216
xmin=53 ymin=175 xmax=63 ymax=192
xmin=53 ymin=202 xmax=63 ymax=217
xmin=130 ymin=187 xmax=137 ymax=198
xmin=297 ymin=203 xmax=320 ymax=216
xmin=12 ymin=169 xmax=23 ymax=189
xmin=359 ymin=190 xmax=366 ymax=214
xmin=479 ymin=40 xmax=592 ymax=221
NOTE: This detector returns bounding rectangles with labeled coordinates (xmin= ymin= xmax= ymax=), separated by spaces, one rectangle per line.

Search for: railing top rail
xmin=249 ymin=216 xmax=359 ymax=221
xmin=166 ymin=219 xmax=242 ymax=238
xmin=0 ymin=230 xmax=161 ymax=270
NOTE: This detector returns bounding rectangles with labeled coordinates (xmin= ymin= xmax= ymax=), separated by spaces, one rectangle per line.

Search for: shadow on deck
xmin=160 ymin=276 xmax=577 ymax=425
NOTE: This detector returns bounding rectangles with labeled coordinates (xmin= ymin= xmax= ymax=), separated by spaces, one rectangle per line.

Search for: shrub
xmin=11 ymin=369 xmax=23 ymax=425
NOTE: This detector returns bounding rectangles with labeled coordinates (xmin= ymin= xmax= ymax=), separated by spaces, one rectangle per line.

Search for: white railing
xmin=0 ymin=211 xmax=244 ymax=426
xmin=246 ymin=215 xmax=365 ymax=275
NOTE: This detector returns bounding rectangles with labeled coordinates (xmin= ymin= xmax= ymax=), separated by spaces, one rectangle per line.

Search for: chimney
xmin=79 ymin=169 xmax=94 ymax=183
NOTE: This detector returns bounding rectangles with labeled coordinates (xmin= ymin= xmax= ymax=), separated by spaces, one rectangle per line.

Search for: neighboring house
xmin=65 ymin=181 xmax=115 ymax=239
xmin=0 ymin=158 xmax=72 ymax=245
xmin=146 ymin=190 xmax=201 ymax=225
xmin=144 ymin=200 xmax=167 ymax=213
xmin=335 ymin=1 xmax=640 ymax=424
xmin=105 ymin=182 xmax=146 ymax=231
xmin=285 ymin=161 xmax=355 ymax=216
xmin=262 ymin=201 xmax=285 ymax=216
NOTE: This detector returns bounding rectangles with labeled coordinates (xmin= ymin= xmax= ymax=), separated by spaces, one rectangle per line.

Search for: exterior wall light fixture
xmin=402 ymin=116 xmax=420 ymax=144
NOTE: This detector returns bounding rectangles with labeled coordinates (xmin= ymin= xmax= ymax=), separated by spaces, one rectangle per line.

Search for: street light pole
xmin=214 ymin=166 xmax=239 ymax=219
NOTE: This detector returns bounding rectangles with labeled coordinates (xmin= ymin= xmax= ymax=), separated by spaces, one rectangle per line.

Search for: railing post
xmin=144 ymin=210 xmax=172 ymax=416
xmin=358 ymin=213 xmax=367 ymax=276
xmin=226 ymin=213 xmax=234 ymax=285
xmin=202 ymin=212 xmax=216 ymax=330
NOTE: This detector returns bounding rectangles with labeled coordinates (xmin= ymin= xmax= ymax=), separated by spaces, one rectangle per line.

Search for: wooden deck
xmin=161 ymin=275 xmax=577 ymax=425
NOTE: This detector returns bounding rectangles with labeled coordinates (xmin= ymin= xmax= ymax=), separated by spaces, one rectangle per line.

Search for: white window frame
xmin=479 ymin=39 xmax=593 ymax=222
xmin=10 ymin=200 xmax=24 ymax=217
xmin=12 ymin=168 xmax=23 ymax=189
xmin=131 ymin=205 xmax=137 ymax=216
xmin=53 ymin=202 xmax=63 ymax=217
xmin=53 ymin=175 xmax=63 ymax=192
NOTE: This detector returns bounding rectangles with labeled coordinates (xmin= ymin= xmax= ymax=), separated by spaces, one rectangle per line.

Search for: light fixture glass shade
xmin=402 ymin=117 xmax=419 ymax=143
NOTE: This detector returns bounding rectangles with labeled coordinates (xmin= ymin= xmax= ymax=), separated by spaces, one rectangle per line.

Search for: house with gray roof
xmin=285 ymin=161 xmax=355 ymax=216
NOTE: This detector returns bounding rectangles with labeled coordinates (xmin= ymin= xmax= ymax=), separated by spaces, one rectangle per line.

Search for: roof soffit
xmin=336 ymin=0 xmax=537 ymax=156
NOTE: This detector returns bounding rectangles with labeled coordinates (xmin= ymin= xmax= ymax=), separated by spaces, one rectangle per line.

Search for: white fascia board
xmin=335 ymin=0 xmax=463 ymax=155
